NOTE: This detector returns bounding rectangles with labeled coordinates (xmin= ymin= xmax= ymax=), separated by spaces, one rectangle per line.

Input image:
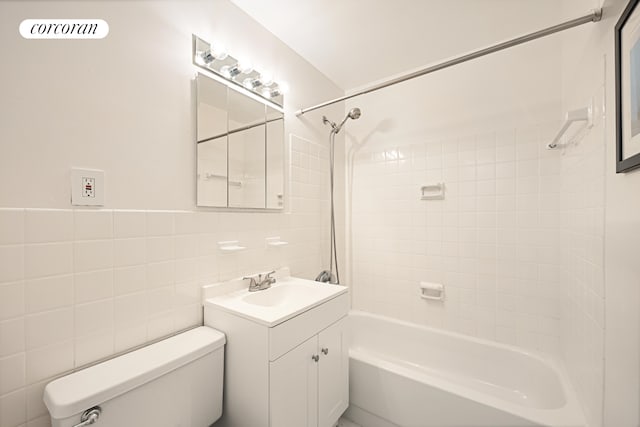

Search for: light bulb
xmin=260 ymin=71 xmax=274 ymax=86
xmin=261 ymin=87 xmax=273 ymax=98
xmin=238 ymin=59 xmax=253 ymax=74
xmin=194 ymin=52 xmax=207 ymax=66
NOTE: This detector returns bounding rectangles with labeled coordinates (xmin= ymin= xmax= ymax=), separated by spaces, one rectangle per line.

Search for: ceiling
xmin=230 ymin=0 xmax=589 ymax=92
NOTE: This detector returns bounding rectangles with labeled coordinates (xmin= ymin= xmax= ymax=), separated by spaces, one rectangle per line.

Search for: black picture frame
xmin=616 ymin=0 xmax=640 ymax=173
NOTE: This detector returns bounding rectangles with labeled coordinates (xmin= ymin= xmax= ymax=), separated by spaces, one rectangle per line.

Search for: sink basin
xmin=204 ymin=276 xmax=348 ymax=327
xmin=242 ymin=283 xmax=329 ymax=307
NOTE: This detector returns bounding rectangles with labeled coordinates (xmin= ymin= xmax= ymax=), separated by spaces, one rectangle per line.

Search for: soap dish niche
xmin=419 ymin=282 xmax=444 ymax=301
xmin=421 ymin=183 xmax=445 ymax=200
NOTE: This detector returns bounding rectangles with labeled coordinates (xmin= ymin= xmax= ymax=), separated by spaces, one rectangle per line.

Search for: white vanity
xmin=203 ymin=270 xmax=349 ymax=427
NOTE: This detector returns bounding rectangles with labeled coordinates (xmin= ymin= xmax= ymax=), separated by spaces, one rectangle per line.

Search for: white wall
xmin=560 ymin=0 xmax=640 ymax=426
xmin=0 ymin=0 xmax=341 ymax=210
xmin=0 ymin=1 xmax=343 ymax=426
xmin=345 ymin=15 xmax=565 ymax=353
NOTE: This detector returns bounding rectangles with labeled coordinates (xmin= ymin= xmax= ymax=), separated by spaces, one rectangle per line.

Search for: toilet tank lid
xmin=43 ymin=326 xmax=225 ymax=419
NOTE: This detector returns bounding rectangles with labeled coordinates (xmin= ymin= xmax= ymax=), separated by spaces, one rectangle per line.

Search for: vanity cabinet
xmin=204 ymin=288 xmax=349 ymax=427
xmin=270 ymin=317 xmax=348 ymax=427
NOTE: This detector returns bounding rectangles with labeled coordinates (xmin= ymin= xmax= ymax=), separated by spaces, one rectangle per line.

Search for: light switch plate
xmin=71 ymin=168 xmax=104 ymax=206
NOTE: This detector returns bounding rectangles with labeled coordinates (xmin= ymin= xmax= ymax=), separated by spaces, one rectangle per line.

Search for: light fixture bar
xmin=192 ymin=34 xmax=286 ymax=108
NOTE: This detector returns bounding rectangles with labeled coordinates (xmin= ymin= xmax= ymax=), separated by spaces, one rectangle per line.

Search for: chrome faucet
xmin=243 ymin=270 xmax=276 ymax=292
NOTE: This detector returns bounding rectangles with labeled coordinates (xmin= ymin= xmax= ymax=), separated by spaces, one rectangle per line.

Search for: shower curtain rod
xmin=295 ymin=8 xmax=602 ymax=116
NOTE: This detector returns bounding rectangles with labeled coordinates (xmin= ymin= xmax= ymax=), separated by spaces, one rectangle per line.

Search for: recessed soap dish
xmin=421 ymin=183 xmax=445 ymax=200
xmin=419 ymin=282 xmax=444 ymax=301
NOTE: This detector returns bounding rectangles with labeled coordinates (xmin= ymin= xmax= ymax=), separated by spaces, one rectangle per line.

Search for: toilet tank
xmin=44 ymin=326 xmax=225 ymax=427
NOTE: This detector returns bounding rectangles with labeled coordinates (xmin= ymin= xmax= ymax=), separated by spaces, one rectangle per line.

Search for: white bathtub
xmin=344 ymin=311 xmax=585 ymax=427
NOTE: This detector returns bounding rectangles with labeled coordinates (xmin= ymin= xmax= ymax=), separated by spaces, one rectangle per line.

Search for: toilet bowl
xmin=43 ymin=326 xmax=225 ymax=427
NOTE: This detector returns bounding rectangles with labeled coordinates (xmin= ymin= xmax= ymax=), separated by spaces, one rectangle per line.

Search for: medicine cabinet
xmin=196 ymin=73 xmax=284 ymax=209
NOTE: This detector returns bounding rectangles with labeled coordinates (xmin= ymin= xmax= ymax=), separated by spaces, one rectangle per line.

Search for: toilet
xmin=43 ymin=326 xmax=225 ymax=427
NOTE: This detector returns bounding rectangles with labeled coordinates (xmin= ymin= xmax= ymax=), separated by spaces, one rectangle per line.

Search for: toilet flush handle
xmin=73 ymin=407 xmax=101 ymax=427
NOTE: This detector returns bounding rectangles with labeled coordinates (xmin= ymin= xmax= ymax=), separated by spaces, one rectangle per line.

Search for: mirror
xmin=196 ymin=75 xmax=228 ymax=207
xmin=266 ymin=106 xmax=284 ymax=208
xmin=196 ymin=73 xmax=284 ymax=209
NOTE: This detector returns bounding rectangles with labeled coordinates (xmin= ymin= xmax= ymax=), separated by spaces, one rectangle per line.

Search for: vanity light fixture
xmin=220 ymin=64 xmax=242 ymax=78
xmin=196 ymin=50 xmax=214 ymax=65
xmin=262 ymin=87 xmax=279 ymax=98
xmin=192 ymin=34 xmax=285 ymax=108
xmin=195 ymin=42 xmax=228 ymax=65
xmin=263 ymin=81 xmax=289 ymax=99
xmin=260 ymin=71 xmax=274 ymax=87
xmin=243 ymin=77 xmax=263 ymax=90
xmin=237 ymin=59 xmax=253 ymax=74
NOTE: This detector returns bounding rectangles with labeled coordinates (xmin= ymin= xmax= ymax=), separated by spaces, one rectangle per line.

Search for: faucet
xmin=243 ymin=270 xmax=276 ymax=292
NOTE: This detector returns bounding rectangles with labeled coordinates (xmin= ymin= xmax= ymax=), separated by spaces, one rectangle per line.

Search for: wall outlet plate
xmin=71 ymin=168 xmax=104 ymax=206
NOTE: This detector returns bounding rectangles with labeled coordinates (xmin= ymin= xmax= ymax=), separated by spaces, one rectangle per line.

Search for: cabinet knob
xmin=311 ymin=355 xmax=319 ymax=362
xmin=321 ymin=348 xmax=329 ymax=355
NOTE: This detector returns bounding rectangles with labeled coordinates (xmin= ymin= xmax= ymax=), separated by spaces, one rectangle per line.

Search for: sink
xmin=242 ymin=283 xmax=329 ymax=307
xmin=204 ymin=276 xmax=348 ymax=327
xmin=241 ymin=286 xmax=291 ymax=307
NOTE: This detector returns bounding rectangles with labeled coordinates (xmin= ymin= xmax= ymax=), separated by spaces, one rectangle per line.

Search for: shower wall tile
xmin=559 ymin=86 xmax=606 ymax=427
xmin=0 ymin=246 xmax=24 ymax=284
xmin=25 ymin=340 xmax=74 ymax=384
xmin=113 ymin=211 xmax=146 ymax=238
xmin=173 ymin=212 xmax=198 ymax=235
xmin=25 ymin=276 xmax=74 ymax=314
xmin=74 ymin=270 xmax=113 ymax=303
xmin=25 ymin=380 xmax=50 ymax=422
xmin=0 ymin=209 xmax=24 ymax=245
xmin=25 ymin=309 xmax=73 ymax=350
xmin=114 ymin=238 xmax=146 ymax=267
xmin=73 ymin=210 xmax=112 ymax=241
xmin=351 ymin=123 xmax=563 ymax=355
xmin=24 ymin=210 xmax=73 ymax=244
xmin=114 ymin=265 xmax=146 ymax=295
xmin=0 ymin=388 xmax=26 ymax=427
xmin=0 ymin=318 xmax=25 ymax=358
xmin=146 ymin=211 xmax=174 ymax=236
xmin=24 ymin=243 xmax=72 ymax=279
xmin=75 ymin=329 xmax=114 ymax=368
xmin=0 ymin=353 xmax=26 ymax=394
xmin=73 ymin=240 xmax=113 ymax=273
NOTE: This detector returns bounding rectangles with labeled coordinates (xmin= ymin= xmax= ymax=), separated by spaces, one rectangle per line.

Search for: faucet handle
xmin=265 ymin=270 xmax=276 ymax=284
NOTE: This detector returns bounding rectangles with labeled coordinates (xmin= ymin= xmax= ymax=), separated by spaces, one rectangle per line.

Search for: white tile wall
xmin=560 ymin=87 xmax=606 ymax=427
xmin=350 ymin=123 xmax=564 ymax=354
xmin=0 ymin=139 xmax=328 ymax=427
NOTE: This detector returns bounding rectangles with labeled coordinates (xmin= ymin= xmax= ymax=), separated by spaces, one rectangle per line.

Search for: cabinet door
xmin=270 ymin=335 xmax=318 ymax=427
xmin=318 ymin=317 xmax=349 ymax=427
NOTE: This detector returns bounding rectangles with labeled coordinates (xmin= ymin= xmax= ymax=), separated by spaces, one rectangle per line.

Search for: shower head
xmin=348 ymin=107 xmax=361 ymax=120
xmin=333 ymin=107 xmax=362 ymax=134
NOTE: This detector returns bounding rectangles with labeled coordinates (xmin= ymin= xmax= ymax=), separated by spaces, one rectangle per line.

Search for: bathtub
xmin=344 ymin=311 xmax=585 ymax=427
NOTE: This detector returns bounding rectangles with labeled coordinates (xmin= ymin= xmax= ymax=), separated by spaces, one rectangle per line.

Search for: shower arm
xmin=295 ymin=9 xmax=602 ymax=116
